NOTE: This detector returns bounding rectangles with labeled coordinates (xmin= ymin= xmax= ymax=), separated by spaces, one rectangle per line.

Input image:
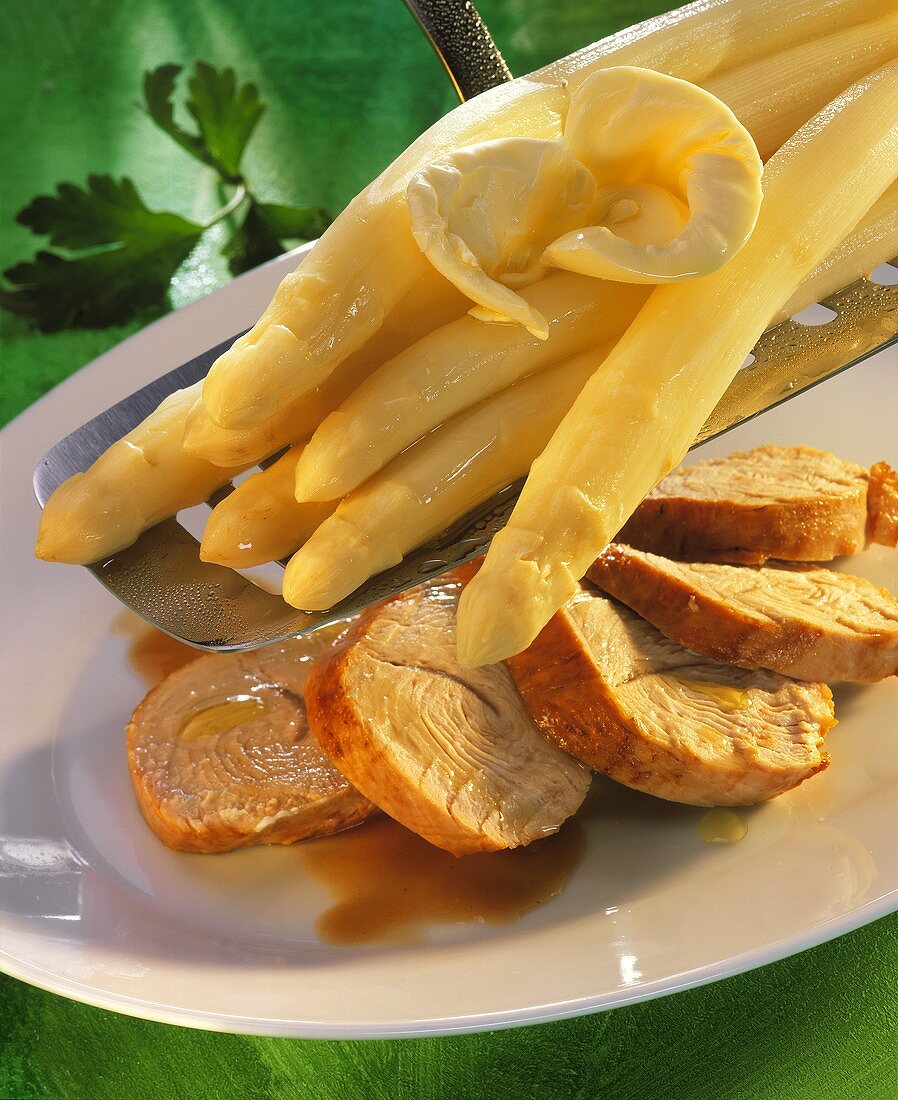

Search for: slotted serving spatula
xmin=33 ymin=0 xmax=898 ymax=652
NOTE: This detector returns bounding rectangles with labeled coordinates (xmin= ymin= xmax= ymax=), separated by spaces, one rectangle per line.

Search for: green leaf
xmin=0 ymin=177 xmax=203 ymax=331
xmin=17 ymin=174 xmax=202 ymax=250
xmin=187 ymin=62 xmax=266 ymax=180
xmin=222 ymin=200 xmax=331 ymax=274
xmin=253 ymin=202 xmax=331 ymax=240
xmin=142 ymin=64 xmax=207 ymax=166
xmin=143 ymin=61 xmax=265 ymax=181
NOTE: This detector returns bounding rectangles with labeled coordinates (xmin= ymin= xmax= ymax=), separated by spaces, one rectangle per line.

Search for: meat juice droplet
xmin=299 ymin=815 xmax=587 ymax=945
xmin=698 ymin=809 xmax=748 ymax=845
xmin=116 ymin=612 xmax=197 ymax=685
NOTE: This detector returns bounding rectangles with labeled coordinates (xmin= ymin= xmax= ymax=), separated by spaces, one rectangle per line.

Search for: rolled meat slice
xmin=305 ymin=577 xmax=591 ymax=856
xmin=505 ymin=587 xmax=835 ymax=807
xmin=588 ymin=544 xmax=898 ymax=682
xmin=127 ymin=636 xmax=376 ymax=852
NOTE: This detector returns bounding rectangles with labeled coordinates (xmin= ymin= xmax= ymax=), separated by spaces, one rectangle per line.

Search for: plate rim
xmin=1 ymin=891 xmax=896 ymax=1038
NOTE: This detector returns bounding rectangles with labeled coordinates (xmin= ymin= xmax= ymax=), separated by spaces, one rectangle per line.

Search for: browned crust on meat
xmin=127 ymin=745 xmax=371 ymax=852
xmin=303 ymin=614 xmax=387 ymax=802
xmin=588 ymin=547 xmax=898 ymax=683
xmin=126 ymin=665 xmax=375 ymax=854
xmin=305 ymin=615 xmax=506 ymax=855
xmin=621 ymin=453 xmax=898 ymax=564
xmin=867 ymin=461 xmax=898 ymax=547
xmin=505 ymin=605 xmax=832 ymax=807
xmin=587 ymin=548 xmax=812 ymax=671
xmin=618 ymin=493 xmax=867 ymax=564
xmin=505 ymin=610 xmax=670 ymax=792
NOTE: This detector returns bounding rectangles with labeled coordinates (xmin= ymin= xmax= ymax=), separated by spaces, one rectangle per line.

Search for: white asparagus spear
xmin=293 ymin=275 xmax=647 ymax=501
xmin=282 ymin=346 xmax=612 ymax=610
xmin=201 ymin=0 xmax=891 ymax=429
xmin=706 ymin=12 xmax=898 ymax=159
xmin=182 ymin=269 xmax=469 ymax=467
xmin=35 ymin=386 xmax=248 ymax=565
xmin=200 ymin=445 xmax=337 ymax=569
xmin=769 ymin=179 xmax=898 ymax=325
xmin=456 ymin=63 xmax=898 ymax=666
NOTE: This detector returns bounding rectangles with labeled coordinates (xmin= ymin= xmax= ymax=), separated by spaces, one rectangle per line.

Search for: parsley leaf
xmin=1 ymin=59 xmax=331 ymax=332
xmin=141 ymin=64 xmax=206 ymax=166
xmin=143 ymin=62 xmax=265 ymax=181
xmin=0 ymin=175 xmax=203 ymax=331
xmin=222 ymin=200 xmax=331 ymax=274
xmin=17 ymin=174 xmax=200 ymax=249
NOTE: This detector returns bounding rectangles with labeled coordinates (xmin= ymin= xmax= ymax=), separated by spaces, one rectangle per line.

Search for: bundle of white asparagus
xmin=36 ymin=0 xmax=898 ymax=666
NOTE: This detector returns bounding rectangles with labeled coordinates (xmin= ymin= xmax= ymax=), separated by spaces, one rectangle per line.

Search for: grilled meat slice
xmin=589 ymin=544 xmax=898 ymax=682
xmin=128 ymin=637 xmax=376 ymax=852
xmin=619 ymin=445 xmax=898 ymax=563
xmin=506 ymin=588 xmax=835 ymax=807
xmin=305 ymin=577 xmax=590 ymax=856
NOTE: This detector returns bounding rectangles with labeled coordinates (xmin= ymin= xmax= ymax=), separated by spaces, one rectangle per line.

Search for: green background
xmin=1 ymin=2 xmax=896 ymax=1097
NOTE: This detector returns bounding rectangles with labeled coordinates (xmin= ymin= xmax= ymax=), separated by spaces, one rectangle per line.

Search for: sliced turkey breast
xmin=128 ymin=637 xmax=376 ymax=853
xmin=588 ymin=544 xmax=898 ymax=683
xmin=619 ymin=445 xmax=898 ymax=564
xmin=867 ymin=461 xmax=898 ymax=547
xmin=505 ymin=588 xmax=834 ymax=807
xmin=305 ymin=577 xmax=590 ymax=856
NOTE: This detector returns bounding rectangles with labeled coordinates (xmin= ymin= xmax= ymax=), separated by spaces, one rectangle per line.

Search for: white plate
xmin=1 ymin=250 xmax=896 ymax=1038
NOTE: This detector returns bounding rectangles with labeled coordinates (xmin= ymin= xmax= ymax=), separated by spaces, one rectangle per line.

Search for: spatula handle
xmin=402 ymin=0 xmax=513 ymax=102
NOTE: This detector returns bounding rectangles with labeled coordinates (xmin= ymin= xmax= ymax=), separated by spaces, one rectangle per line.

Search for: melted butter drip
xmin=699 ymin=809 xmax=748 ymax=845
xmin=179 ymin=696 xmax=267 ymax=742
xmin=675 ymin=678 xmax=751 ymax=712
xmin=300 ymin=816 xmax=586 ymax=946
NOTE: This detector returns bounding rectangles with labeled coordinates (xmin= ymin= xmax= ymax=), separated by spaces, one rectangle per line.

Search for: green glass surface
xmin=1 ymin=2 xmax=896 ymax=1097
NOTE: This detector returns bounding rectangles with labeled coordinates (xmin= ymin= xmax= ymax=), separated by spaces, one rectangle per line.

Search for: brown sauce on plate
xmin=115 ymin=614 xmax=586 ymax=942
xmin=300 ymin=815 xmax=586 ymax=945
xmin=116 ymin=613 xmax=198 ymax=684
